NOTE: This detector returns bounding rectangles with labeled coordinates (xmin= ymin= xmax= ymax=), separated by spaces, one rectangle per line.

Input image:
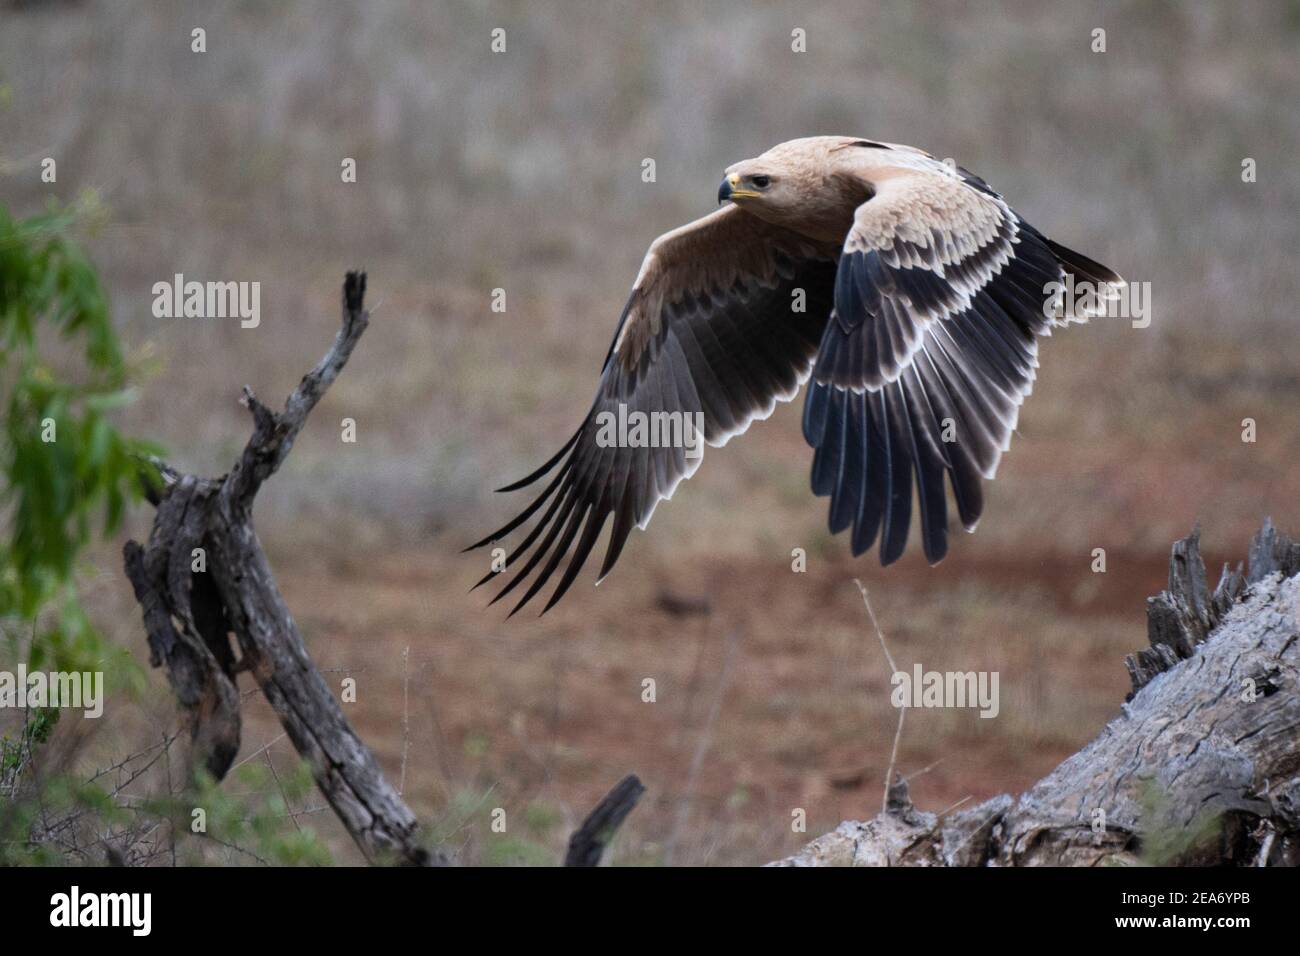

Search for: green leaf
xmin=1 ymin=201 xmax=158 ymax=682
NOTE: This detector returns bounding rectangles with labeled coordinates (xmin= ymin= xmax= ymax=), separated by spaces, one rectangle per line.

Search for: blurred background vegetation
xmin=1 ymin=0 xmax=1297 ymax=864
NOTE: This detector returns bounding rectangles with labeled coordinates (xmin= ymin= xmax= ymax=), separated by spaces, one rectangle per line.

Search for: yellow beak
xmin=718 ymin=173 xmax=760 ymax=203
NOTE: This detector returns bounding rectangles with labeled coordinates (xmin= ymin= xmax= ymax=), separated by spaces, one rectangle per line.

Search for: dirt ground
xmin=257 ymin=544 xmax=1170 ymax=865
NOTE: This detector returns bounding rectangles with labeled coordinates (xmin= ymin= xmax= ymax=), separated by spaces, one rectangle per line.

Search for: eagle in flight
xmin=468 ymin=136 xmax=1124 ymax=615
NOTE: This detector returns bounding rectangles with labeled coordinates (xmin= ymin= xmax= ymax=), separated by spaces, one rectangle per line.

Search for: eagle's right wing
xmin=469 ymin=205 xmax=840 ymax=615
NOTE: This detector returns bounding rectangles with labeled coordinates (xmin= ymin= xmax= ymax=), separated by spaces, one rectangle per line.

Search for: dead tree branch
xmin=124 ymin=272 xmax=439 ymax=866
xmin=565 ymin=774 xmax=645 ymax=866
xmin=772 ymin=521 xmax=1300 ymax=867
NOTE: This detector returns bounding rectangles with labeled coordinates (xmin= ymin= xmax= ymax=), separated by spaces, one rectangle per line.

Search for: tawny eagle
xmin=468 ymin=136 xmax=1124 ymax=615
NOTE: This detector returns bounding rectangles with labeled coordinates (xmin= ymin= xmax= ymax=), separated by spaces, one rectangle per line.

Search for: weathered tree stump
xmin=772 ymin=522 xmax=1300 ymax=867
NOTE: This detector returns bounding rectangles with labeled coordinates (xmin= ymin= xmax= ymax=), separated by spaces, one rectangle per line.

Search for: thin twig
xmin=264 ymin=748 xmax=302 ymax=833
xmin=884 ymin=711 xmax=906 ymax=813
xmin=164 ymin=731 xmax=177 ymax=866
xmin=400 ymin=645 xmax=411 ymax=796
xmin=903 ymin=758 xmax=944 ymax=784
xmin=229 ymin=732 xmax=287 ymax=772
xmin=665 ymin=628 xmax=739 ymax=865
xmin=856 ymin=580 xmax=904 ymax=815
xmin=936 ymin=795 xmax=972 ymax=819
xmin=947 ymin=806 xmax=1004 ymax=856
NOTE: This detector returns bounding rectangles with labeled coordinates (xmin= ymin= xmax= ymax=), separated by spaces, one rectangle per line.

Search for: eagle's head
xmin=718 ymin=136 xmax=879 ymax=238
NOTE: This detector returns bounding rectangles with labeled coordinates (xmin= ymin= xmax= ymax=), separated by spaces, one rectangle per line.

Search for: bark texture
xmin=773 ymin=523 xmax=1300 ymax=867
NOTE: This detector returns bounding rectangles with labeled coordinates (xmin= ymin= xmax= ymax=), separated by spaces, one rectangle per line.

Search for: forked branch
xmin=124 ymin=272 xmax=439 ymax=865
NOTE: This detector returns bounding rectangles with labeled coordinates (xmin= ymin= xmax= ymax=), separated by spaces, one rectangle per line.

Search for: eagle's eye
xmin=750 ymin=175 xmax=771 ymax=189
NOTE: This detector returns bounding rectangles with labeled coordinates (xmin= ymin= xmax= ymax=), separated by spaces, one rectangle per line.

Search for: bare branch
xmin=224 ymin=271 xmax=370 ymax=510
xmin=123 ymin=272 xmax=440 ymax=866
xmin=565 ymin=774 xmax=646 ymax=867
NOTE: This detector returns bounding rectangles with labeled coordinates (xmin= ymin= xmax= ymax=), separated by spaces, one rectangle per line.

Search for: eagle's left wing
xmin=804 ymin=161 xmax=1124 ymax=565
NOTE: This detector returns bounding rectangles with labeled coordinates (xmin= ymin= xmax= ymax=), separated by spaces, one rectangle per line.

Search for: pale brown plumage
xmin=468 ymin=136 xmax=1124 ymax=614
